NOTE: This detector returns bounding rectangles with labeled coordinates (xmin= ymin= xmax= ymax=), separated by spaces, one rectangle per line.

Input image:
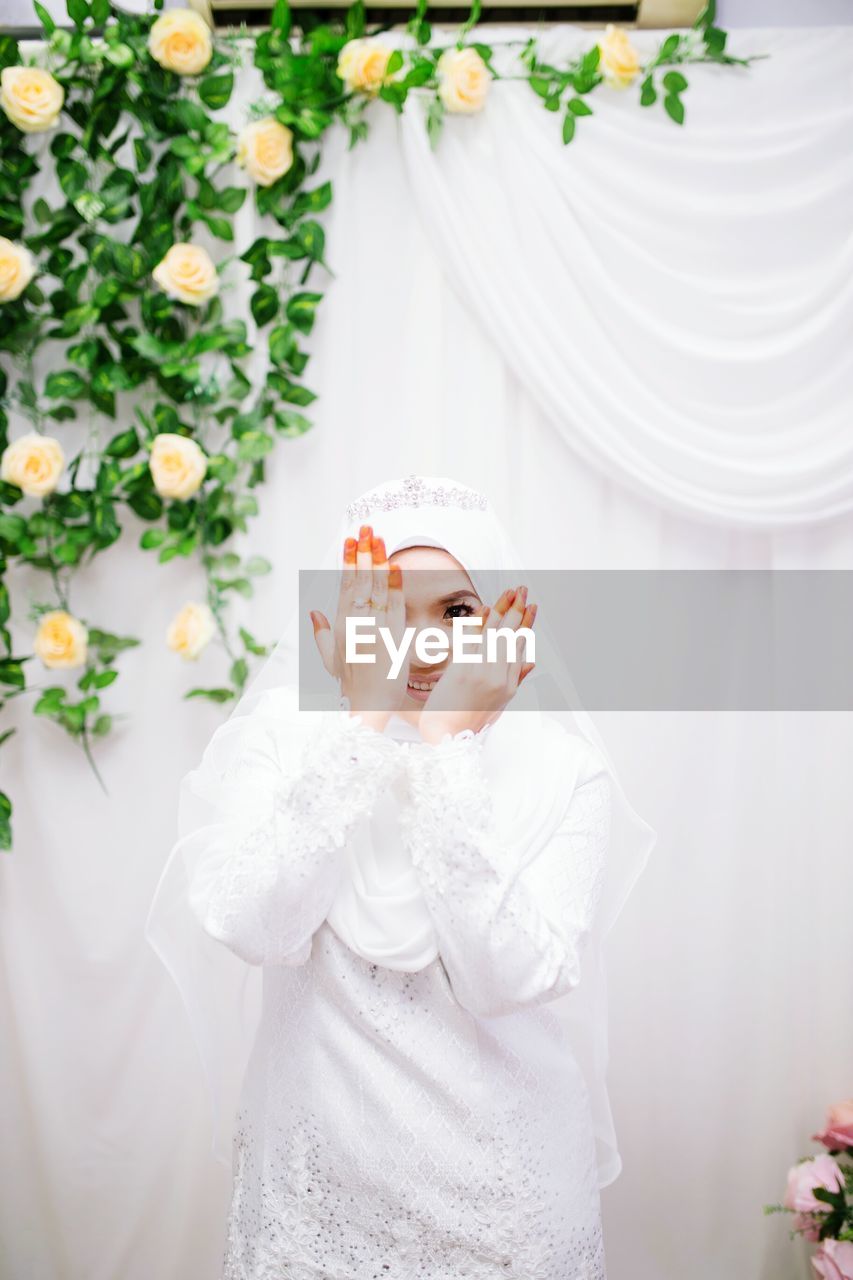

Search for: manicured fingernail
xmin=359 ymin=524 xmax=372 ymax=539
xmin=528 ymin=604 xmax=537 ymax=623
xmin=518 ymin=585 xmax=528 ymax=605
xmin=372 ymin=536 xmax=386 ymax=561
xmin=344 ymin=538 xmax=357 ymax=564
xmin=358 ymin=531 xmax=371 ymax=553
xmin=388 ymin=563 xmax=402 ymax=589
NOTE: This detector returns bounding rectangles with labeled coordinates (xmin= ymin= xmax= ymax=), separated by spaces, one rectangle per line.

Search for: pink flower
xmin=812 ymin=1240 xmax=853 ymax=1280
xmin=813 ymin=1101 xmax=853 ymax=1152
xmin=784 ymin=1156 xmax=845 ymax=1213
xmin=793 ymin=1213 xmax=823 ymax=1243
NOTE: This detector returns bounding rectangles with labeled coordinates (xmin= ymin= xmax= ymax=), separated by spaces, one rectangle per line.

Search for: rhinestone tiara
xmin=346 ymin=475 xmax=488 ymax=523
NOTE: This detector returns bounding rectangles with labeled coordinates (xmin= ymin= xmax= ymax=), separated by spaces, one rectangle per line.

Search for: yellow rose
xmin=0 ymin=66 xmax=64 ymax=134
xmin=148 ymin=8 xmax=213 ymax=76
xmin=152 ymin=242 xmax=218 ymax=307
xmin=337 ymin=38 xmax=394 ymax=96
xmin=1 ymin=432 xmax=64 ymax=497
xmin=436 ymin=47 xmax=491 ymax=116
xmin=166 ymin=601 xmax=216 ymax=660
xmin=236 ymin=118 xmax=294 ymax=187
xmin=34 ymin=610 xmax=88 ymax=670
xmin=0 ymin=237 xmax=36 ymax=303
xmin=149 ymin=432 xmax=207 ymax=500
xmin=597 ymin=24 xmax=641 ymax=89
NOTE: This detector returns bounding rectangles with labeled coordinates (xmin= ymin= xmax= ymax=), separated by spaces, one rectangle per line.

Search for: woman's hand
xmin=310 ymin=524 xmax=409 ymax=733
xmin=418 ymin=585 xmax=536 ymax=745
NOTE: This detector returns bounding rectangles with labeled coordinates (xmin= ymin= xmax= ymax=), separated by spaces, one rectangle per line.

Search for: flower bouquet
xmin=765 ymin=1101 xmax=853 ymax=1277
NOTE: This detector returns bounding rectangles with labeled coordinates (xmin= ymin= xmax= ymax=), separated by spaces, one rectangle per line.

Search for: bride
xmin=145 ymin=474 xmax=656 ymax=1280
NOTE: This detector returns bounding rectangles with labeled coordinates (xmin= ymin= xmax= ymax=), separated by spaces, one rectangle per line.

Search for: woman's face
xmin=391 ymin=544 xmax=482 ymax=715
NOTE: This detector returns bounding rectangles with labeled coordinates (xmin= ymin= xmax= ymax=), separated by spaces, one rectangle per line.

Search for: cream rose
xmin=148 ymin=9 xmax=213 ymax=76
xmin=167 ymin=601 xmax=216 ymax=660
xmin=436 ymin=47 xmax=490 ymax=115
xmin=0 ymin=237 xmax=36 ymax=303
xmin=337 ymin=38 xmax=394 ymax=96
xmin=597 ymin=24 xmax=641 ymax=89
xmin=148 ymin=432 xmax=207 ymax=500
xmin=1 ymin=432 xmax=64 ymax=497
xmin=34 ymin=610 xmax=88 ymax=670
xmin=0 ymin=66 xmax=64 ymax=134
xmin=152 ymin=243 xmax=219 ymax=307
xmin=236 ymin=117 xmax=294 ymax=187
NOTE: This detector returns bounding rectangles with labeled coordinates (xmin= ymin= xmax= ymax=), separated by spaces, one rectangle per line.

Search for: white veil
xmin=144 ymin=474 xmax=657 ymax=1189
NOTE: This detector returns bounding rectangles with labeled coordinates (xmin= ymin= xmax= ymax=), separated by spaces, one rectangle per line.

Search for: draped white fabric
xmin=2 ymin=25 xmax=853 ymax=1280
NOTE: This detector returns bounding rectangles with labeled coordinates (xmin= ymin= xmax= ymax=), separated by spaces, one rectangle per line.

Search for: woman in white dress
xmin=145 ymin=475 xmax=656 ymax=1280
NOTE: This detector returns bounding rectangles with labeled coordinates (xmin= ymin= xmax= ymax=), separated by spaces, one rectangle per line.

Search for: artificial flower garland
xmin=0 ymin=0 xmax=760 ymax=848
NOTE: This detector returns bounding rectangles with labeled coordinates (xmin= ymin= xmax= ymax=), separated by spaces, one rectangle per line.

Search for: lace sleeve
xmin=400 ymin=732 xmax=611 ymax=1019
xmin=187 ymin=712 xmax=403 ymax=967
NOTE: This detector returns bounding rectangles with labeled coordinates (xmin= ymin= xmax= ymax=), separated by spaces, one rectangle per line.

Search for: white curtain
xmin=2 ymin=26 xmax=853 ymax=1280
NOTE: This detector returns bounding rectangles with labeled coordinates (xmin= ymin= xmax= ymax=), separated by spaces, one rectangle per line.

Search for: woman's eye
xmin=444 ymin=602 xmax=476 ymax=619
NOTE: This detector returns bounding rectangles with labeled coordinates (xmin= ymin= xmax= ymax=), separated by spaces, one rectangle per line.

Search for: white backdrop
xmin=2 ymin=25 xmax=853 ymax=1280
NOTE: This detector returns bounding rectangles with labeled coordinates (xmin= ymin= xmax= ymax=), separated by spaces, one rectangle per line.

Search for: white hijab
xmin=145 ymin=475 xmax=656 ymax=1189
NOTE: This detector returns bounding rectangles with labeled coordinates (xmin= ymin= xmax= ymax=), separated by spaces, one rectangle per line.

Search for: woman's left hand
xmin=419 ymin=586 xmax=536 ymax=746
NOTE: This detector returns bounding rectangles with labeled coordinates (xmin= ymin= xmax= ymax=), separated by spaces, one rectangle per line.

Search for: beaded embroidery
xmin=345 ymin=475 xmax=488 ymax=523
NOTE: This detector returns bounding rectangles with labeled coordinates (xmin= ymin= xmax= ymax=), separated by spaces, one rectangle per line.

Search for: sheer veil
xmin=145 ymin=474 xmax=657 ymax=1189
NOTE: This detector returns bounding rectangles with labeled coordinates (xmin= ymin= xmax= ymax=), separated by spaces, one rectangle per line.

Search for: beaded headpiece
xmin=345 ymin=475 xmax=488 ymax=523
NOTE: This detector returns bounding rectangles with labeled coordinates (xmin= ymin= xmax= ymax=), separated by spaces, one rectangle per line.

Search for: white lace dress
xmin=190 ymin=710 xmax=612 ymax=1280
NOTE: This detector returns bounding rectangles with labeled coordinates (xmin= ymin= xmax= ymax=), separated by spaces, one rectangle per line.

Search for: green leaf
xmin=705 ymin=26 xmax=727 ymax=54
xmin=245 ymin=555 xmax=272 ymax=575
xmin=93 ymin=669 xmax=118 ymax=689
xmin=104 ymin=42 xmax=134 ymax=69
xmin=285 ymin=291 xmax=322 ymax=334
xmin=198 ymin=72 xmax=234 ymax=110
xmin=386 ymin=50 xmax=404 ymax=77
xmin=660 ymin=33 xmax=680 ymax=59
xmin=529 ymin=75 xmax=552 ymax=99
xmin=140 ymin=529 xmax=167 ymax=549
xmin=184 ymin=687 xmax=235 ymax=703
xmin=295 ymin=221 xmax=325 ymax=262
xmin=45 ymin=369 xmax=87 ymax=399
xmin=639 ymin=76 xmax=657 ymax=106
xmin=33 ymin=1 xmax=55 ymax=34
xmin=269 ymin=324 xmax=298 ymax=365
xmin=270 ymin=0 xmax=291 ymax=34
xmin=664 ymin=93 xmax=685 ymax=125
xmin=251 ymin=285 xmax=279 ymax=327
xmin=66 ymin=0 xmax=89 ymax=28
xmin=567 ymin=97 xmax=592 ymax=117
xmin=663 ymin=70 xmax=688 ymax=94
xmin=239 ymin=626 xmax=268 ymax=655
xmin=105 ymin=428 xmax=140 ymax=459
xmin=273 ymin=409 xmax=312 ymax=437
xmin=230 ymin=657 xmax=248 ymax=687
xmin=292 ymin=183 xmax=333 ymax=216
xmin=562 ymin=112 xmax=575 ymax=145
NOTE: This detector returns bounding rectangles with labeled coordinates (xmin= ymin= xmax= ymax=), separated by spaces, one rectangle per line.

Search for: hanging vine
xmin=0 ymin=0 xmax=759 ymax=849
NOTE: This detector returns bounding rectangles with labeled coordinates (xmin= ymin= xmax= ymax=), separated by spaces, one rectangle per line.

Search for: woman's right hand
xmin=309 ymin=524 xmax=409 ymax=732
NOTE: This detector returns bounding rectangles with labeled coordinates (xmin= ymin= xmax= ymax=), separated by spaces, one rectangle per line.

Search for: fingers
xmin=371 ymin=535 xmax=389 ymax=610
xmin=353 ymin=524 xmax=372 ymax=604
xmin=503 ymin=585 xmax=528 ymax=631
xmin=483 ymin=586 xmax=517 ymax=630
xmin=310 ymin=610 xmax=336 ymax=676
